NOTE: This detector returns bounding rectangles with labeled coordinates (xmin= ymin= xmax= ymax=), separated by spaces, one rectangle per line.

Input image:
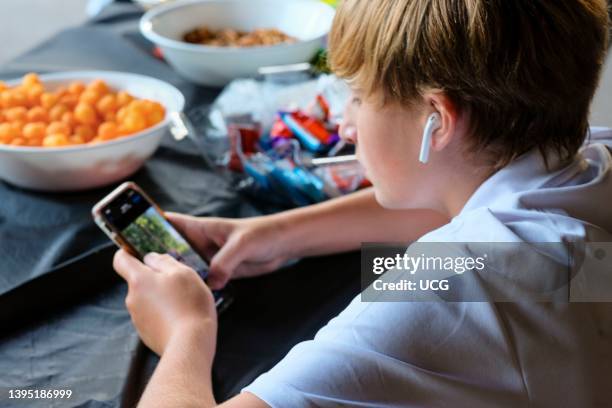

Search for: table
xmin=0 ymin=4 xmax=360 ymax=407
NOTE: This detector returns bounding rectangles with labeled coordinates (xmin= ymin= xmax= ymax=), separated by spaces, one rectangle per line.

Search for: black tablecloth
xmin=0 ymin=4 xmax=360 ymax=407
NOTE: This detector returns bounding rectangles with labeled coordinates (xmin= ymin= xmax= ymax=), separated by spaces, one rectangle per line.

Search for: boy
xmin=113 ymin=0 xmax=612 ymax=406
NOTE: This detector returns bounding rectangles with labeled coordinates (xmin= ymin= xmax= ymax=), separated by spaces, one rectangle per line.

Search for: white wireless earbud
xmin=419 ymin=113 xmax=442 ymax=164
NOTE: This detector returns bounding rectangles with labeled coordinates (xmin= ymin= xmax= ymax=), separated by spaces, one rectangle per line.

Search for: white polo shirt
xmin=243 ymin=127 xmax=612 ymax=407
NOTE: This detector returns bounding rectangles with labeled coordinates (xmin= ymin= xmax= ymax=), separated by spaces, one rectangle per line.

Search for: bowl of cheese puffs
xmin=0 ymin=71 xmax=184 ymax=191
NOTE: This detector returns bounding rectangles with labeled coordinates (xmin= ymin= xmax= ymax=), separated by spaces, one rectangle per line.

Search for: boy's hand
xmin=113 ymin=250 xmax=217 ymax=356
xmin=166 ymin=213 xmax=292 ymax=290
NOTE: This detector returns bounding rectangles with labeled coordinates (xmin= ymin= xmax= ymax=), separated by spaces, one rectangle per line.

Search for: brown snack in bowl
xmin=183 ymin=26 xmax=295 ymax=47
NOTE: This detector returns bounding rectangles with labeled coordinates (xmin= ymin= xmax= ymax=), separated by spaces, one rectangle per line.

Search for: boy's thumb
xmin=209 ymin=236 xmax=244 ymax=287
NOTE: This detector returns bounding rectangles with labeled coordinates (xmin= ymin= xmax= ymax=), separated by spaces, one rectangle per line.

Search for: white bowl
xmin=0 ymin=71 xmax=185 ymax=192
xmin=140 ymin=0 xmax=336 ymax=86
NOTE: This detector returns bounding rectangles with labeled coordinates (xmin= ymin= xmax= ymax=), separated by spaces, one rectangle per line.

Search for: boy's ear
xmin=424 ymin=92 xmax=459 ymax=152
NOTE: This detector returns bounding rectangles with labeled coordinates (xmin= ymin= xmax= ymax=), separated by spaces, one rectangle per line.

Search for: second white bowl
xmin=140 ymin=0 xmax=336 ymax=87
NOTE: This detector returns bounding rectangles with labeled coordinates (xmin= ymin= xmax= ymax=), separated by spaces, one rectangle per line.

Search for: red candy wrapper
xmin=270 ymin=116 xmax=293 ymax=139
xmin=228 ymin=122 xmax=262 ymax=172
xmin=308 ymin=94 xmax=332 ymax=122
xmin=292 ymin=111 xmax=333 ymax=144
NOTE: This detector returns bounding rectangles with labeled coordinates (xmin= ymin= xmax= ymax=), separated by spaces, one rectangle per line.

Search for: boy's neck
xmin=437 ymin=162 xmax=495 ymax=218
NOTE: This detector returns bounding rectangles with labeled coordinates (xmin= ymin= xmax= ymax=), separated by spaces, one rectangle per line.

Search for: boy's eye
xmin=351 ymin=96 xmax=362 ymax=106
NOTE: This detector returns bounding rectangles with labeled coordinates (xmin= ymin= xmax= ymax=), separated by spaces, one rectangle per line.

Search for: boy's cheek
xmin=342 ymin=100 xmax=359 ymax=126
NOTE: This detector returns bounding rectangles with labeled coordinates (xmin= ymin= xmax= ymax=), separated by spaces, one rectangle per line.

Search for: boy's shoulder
xmin=422 ymin=127 xmax=612 ymax=244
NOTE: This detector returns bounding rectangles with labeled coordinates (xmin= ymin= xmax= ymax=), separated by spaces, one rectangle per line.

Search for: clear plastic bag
xmin=181 ymin=75 xmax=368 ymax=207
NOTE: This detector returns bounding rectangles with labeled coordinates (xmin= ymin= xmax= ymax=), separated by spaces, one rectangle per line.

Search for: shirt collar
xmin=458 ymin=148 xmax=572 ymax=215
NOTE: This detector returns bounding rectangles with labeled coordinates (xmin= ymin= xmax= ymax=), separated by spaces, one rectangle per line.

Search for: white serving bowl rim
xmin=0 ymin=70 xmax=185 ymax=154
xmin=140 ymin=0 xmax=335 ymax=54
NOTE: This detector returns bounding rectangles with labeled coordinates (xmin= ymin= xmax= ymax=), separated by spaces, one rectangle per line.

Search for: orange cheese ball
xmin=61 ymin=111 xmax=77 ymax=128
xmin=127 ymin=99 xmax=149 ymax=115
xmin=10 ymin=121 xmax=25 ymax=136
xmin=87 ymin=79 xmax=109 ymax=95
xmin=4 ymin=107 xmax=27 ymax=122
xmin=116 ymin=106 xmax=128 ymax=123
xmin=98 ymin=122 xmax=118 ymax=140
xmin=23 ymin=122 xmax=47 ymax=140
xmin=0 ymin=123 xmax=18 ymax=143
xmin=22 ymin=73 xmax=40 ymax=87
xmin=26 ymin=84 xmax=44 ymax=107
xmin=116 ymin=91 xmax=133 ymax=107
xmin=40 ymin=92 xmax=59 ymax=109
xmin=74 ymin=102 xmax=98 ymax=125
xmin=74 ymin=125 xmax=95 ymax=142
xmin=1 ymin=91 xmax=26 ymax=109
xmin=122 ymin=112 xmax=147 ymax=134
xmin=49 ymin=104 xmax=69 ymax=122
xmin=68 ymin=81 xmax=86 ymax=95
xmin=69 ymin=134 xmax=85 ymax=144
xmin=97 ymin=94 xmax=117 ymax=114
xmin=59 ymin=94 xmax=79 ymax=109
xmin=47 ymin=121 xmax=71 ymax=136
xmin=148 ymin=102 xmax=165 ymax=126
xmin=0 ymin=73 xmax=166 ymax=147
xmin=27 ymin=137 xmax=43 ymax=147
xmin=79 ymin=89 xmax=101 ymax=105
xmin=27 ymin=106 xmax=49 ymax=122
xmin=12 ymin=122 xmax=25 ymax=135
xmin=15 ymin=89 xmax=29 ymax=105
xmin=43 ymin=133 xmax=70 ymax=147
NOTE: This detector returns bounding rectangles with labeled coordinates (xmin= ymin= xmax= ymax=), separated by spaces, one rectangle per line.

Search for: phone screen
xmin=100 ymin=187 xmax=209 ymax=279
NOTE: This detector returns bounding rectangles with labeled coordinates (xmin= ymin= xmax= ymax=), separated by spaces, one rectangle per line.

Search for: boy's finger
xmin=233 ymin=259 xmax=282 ymax=279
xmin=166 ymin=212 xmax=202 ymax=240
xmin=206 ymin=273 xmax=230 ymax=290
xmin=143 ymin=252 xmax=182 ymax=272
xmin=113 ymin=249 xmax=152 ymax=284
xmin=209 ymin=236 xmax=244 ymax=281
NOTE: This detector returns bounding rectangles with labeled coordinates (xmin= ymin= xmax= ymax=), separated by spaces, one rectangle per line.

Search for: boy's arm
xmin=136 ymin=323 xmax=268 ymax=408
xmin=137 ymin=324 xmax=216 ymax=408
xmin=167 ymin=188 xmax=447 ymax=289
xmin=278 ymin=188 xmax=448 ymax=258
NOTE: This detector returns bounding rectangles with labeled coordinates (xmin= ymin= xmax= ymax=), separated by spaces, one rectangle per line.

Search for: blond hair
xmin=329 ymin=0 xmax=610 ymax=169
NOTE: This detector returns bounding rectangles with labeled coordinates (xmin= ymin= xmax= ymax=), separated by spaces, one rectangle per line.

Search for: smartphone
xmin=92 ymin=181 xmax=230 ymax=309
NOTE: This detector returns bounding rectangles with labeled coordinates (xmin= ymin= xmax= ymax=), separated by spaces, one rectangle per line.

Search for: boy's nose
xmin=340 ymin=125 xmax=357 ymax=144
